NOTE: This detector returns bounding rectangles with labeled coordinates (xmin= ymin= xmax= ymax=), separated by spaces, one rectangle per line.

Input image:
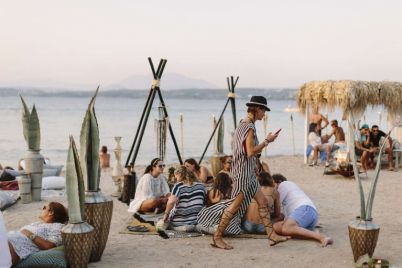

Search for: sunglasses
xmin=225 ymin=161 xmax=233 ymax=164
xmin=158 ymin=164 xmax=166 ymax=168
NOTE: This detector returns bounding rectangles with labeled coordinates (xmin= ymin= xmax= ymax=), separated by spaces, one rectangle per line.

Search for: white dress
xmin=7 ymin=221 xmax=65 ymax=260
xmin=127 ymin=173 xmax=170 ymax=214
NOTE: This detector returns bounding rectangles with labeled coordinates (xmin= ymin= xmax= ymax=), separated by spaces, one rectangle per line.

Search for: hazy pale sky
xmin=1 ymin=0 xmax=402 ymax=88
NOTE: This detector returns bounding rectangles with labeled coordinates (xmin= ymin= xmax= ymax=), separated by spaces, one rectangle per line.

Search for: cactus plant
xmin=65 ymin=136 xmax=86 ymax=223
xmin=80 ymin=87 xmax=101 ymax=191
xmin=20 ymin=95 xmax=40 ymax=151
xmin=348 ymin=112 xmax=399 ymax=220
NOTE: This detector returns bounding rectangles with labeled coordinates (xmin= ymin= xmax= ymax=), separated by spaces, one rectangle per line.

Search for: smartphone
xmin=274 ymin=128 xmax=282 ymax=135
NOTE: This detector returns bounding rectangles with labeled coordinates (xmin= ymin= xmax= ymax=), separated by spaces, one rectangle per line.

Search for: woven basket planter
xmin=210 ymin=153 xmax=225 ymax=177
xmin=62 ymin=221 xmax=94 ymax=268
xmin=85 ymin=191 xmax=113 ymax=262
xmin=348 ymin=219 xmax=380 ymax=262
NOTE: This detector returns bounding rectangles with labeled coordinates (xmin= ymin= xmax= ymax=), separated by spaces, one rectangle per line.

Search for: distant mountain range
xmin=0 ymin=72 xmax=297 ymax=99
xmin=107 ymin=73 xmax=218 ymax=90
xmin=0 ymin=87 xmax=297 ymax=100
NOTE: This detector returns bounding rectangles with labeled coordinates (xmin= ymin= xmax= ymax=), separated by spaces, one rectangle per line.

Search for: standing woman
xmin=197 ymin=96 xmax=287 ymax=249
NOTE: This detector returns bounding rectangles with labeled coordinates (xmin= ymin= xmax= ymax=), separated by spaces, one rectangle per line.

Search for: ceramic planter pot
xmin=85 ymin=191 xmax=113 ymax=262
xmin=24 ymin=150 xmax=44 ymax=201
xmin=17 ymin=173 xmax=31 ymax=204
xmin=348 ymin=219 xmax=380 ymax=262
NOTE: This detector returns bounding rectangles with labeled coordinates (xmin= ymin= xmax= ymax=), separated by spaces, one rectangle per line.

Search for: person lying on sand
xmin=128 ymin=158 xmax=170 ymax=214
xmin=7 ymin=202 xmax=68 ymax=266
xmin=272 ymin=174 xmax=333 ymax=247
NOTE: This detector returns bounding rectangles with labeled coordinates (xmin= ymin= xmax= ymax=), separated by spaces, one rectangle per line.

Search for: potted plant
xmin=347 ymin=115 xmax=399 ymax=262
xmin=20 ymin=95 xmax=44 ymax=201
xmin=62 ymin=136 xmax=95 ymax=268
xmin=80 ymin=87 xmax=113 ymax=262
xmin=210 ymin=117 xmax=225 ymax=176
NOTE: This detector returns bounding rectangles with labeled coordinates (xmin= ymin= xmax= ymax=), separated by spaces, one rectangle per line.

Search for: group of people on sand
xmin=128 ymin=96 xmax=333 ymax=250
xmin=355 ymin=124 xmax=398 ymax=171
xmin=308 ymin=108 xmax=399 ymax=171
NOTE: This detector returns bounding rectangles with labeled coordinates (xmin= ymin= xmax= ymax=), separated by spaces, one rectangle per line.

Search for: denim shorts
xmin=241 ymin=219 xmax=265 ymax=234
xmin=289 ymin=205 xmax=318 ymax=230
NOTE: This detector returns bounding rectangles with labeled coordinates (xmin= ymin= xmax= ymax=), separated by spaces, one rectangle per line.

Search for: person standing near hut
xmin=197 ymin=96 xmax=288 ymax=249
xmin=310 ymin=107 xmax=329 ymax=135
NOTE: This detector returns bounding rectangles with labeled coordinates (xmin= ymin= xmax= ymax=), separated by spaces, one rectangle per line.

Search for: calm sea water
xmin=0 ymin=95 xmax=387 ymax=168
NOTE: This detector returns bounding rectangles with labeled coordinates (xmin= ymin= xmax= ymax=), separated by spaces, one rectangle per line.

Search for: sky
xmin=1 ymin=0 xmax=402 ymax=89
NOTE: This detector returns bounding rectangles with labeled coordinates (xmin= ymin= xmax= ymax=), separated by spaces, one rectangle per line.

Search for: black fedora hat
xmin=246 ymin=96 xmax=270 ymax=111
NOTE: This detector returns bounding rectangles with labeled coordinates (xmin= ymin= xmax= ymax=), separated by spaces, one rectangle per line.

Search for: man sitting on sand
xmin=370 ymin=125 xmax=395 ymax=171
xmin=272 ymin=174 xmax=333 ymax=247
xmin=324 ymin=120 xmax=345 ymax=146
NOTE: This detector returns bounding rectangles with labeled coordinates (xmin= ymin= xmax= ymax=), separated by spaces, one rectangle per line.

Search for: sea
xmin=0 ymin=89 xmax=388 ymax=169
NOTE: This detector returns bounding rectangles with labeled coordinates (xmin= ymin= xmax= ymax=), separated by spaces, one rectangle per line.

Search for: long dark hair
xmin=144 ymin=158 xmax=161 ymax=175
xmin=212 ymin=172 xmax=232 ymax=200
xmin=184 ymin=158 xmax=200 ymax=171
xmin=48 ymin=202 xmax=69 ymax=224
xmin=309 ymin=123 xmax=317 ymax=133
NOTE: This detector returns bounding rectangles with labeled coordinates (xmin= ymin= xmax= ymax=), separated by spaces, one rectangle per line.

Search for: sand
xmin=3 ymin=155 xmax=402 ymax=268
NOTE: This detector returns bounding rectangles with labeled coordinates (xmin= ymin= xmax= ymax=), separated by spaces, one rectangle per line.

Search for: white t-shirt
xmin=308 ymin=132 xmax=322 ymax=147
xmin=0 ymin=211 xmax=11 ymax=268
xmin=128 ymin=173 xmax=170 ymax=213
xmin=278 ymin=181 xmax=316 ymax=217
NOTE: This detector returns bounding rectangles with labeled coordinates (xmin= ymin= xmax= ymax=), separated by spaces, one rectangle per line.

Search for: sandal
xmin=127 ymin=225 xmax=149 ymax=232
xmin=258 ymin=205 xmax=288 ymax=246
xmin=211 ymin=210 xmax=235 ymax=250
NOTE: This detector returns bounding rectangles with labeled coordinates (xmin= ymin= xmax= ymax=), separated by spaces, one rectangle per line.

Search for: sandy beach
xmin=3 ymin=155 xmax=402 ymax=268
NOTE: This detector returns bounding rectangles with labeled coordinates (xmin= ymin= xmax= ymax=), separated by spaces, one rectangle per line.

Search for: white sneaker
xmin=325 ymin=161 xmax=330 ymax=167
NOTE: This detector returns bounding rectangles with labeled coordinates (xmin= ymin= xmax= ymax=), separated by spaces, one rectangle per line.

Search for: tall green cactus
xmin=80 ymin=87 xmax=101 ymax=191
xmin=66 ymin=136 xmax=86 ymax=223
xmin=20 ymin=95 xmax=41 ymax=151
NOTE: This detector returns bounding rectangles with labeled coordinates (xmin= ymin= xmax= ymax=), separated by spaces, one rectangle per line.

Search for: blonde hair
xmin=174 ymin=165 xmax=198 ymax=184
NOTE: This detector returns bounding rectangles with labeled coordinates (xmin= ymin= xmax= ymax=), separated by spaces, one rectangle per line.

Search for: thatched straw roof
xmin=297 ymin=80 xmax=402 ymax=118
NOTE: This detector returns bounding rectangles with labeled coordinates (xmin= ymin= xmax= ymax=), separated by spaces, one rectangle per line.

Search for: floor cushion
xmin=15 ymin=246 xmax=68 ymax=268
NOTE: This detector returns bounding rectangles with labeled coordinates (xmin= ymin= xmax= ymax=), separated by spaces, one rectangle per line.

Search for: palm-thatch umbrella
xmin=297 ymin=80 xmax=402 ymax=164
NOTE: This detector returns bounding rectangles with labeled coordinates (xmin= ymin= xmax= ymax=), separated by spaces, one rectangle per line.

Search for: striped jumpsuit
xmin=197 ymin=121 xmax=258 ymax=234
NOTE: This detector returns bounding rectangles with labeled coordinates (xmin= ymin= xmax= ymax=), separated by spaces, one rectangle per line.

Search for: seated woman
xmin=219 ymin=155 xmax=233 ymax=175
xmin=308 ymin=123 xmax=334 ymax=166
xmin=184 ymin=158 xmax=214 ymax=184
xmin=99 ymin=145 xmax=110 ymax=169
xmin=242 ymin=172 xmax=282 ymax=234
xmin=207 ymin=172 xmax=232 ymax=207
xmin=7 ymin=202 xmax=68 ymax=266
xmin=158 ymin=166 xmax=206 ymax=231
xmin=128 ymin=158 xmax=170 ymax=214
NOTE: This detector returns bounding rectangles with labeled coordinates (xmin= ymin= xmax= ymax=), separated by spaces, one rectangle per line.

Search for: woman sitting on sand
xmin=157 ymin=166 xmax=206 ymax=232
xmin=219 ymin=155 xmax=233 ymax=175
xmin=184 ymin=158 xmax=214 ymax=184
xmin=7 ymin=202 xmax=68 ymax=266
xmin=128 ymin=158 xmax=170 ymax=214
xmin=207 ymin=172 xmax=232 ymax=207
xmin=242 ymin=172 xmax=282 ymax=234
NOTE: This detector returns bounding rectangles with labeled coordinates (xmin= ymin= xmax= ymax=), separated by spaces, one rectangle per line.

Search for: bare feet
xmin=268 ymin=232 xmax=289 ymax=246
xmin=388 ymin=166 xmax=394 ymax=171
xmin=320 ymin=236 xmax=333 ymax=247
xmin=211 ymin=237 xmax=233 ymax=250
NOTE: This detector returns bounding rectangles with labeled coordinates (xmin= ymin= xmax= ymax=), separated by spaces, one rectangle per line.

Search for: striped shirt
xmin=169 ymin=182 xmax=206 ymax=226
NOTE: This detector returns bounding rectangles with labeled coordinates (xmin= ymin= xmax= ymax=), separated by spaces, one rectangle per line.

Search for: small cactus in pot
xmin=80 ymin=87 xmax=113 ymax=262
xmin=61 ymin=136 xmax=94 ymax=268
